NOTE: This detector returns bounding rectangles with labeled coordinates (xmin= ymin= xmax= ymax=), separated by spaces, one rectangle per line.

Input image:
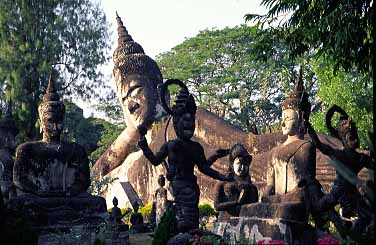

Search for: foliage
xmin=0 ymin=0 xmax=111 ymax=139
xmin=156 ymin=25 xmax=317 ymax=132
xmin=60 ymin=102 xmax=124 ymax=163
xmin=189 ymin=233 xmax=222 ymax=245
xmin=138 ymin=203 xmax=153 ymax=222
xmin=198 ymin=203 xmax=216 ymax=218
xmin=88 ymin=168 xmax=118 ymax=196
xmin=245 ymin=0 xmax=373 ymax=75
xmin=309 ymin=57 xmax=373 ymax=148
xmin=89 ymin=118 xmax=124 ymax=163
xmin=152 ymin=208 xmax=177 ymax=245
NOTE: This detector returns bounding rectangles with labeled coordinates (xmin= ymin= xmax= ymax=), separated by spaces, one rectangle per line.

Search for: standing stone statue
xmin=10 ymin=73 xmax=107 ymax=227
xmin=138 ymin=79 xmax=232 ymax=232
xmin=154 ymin=174 xmax=168 ymax=226
xmin=214 ymin=144 xmax=258 ymax=222
xmin=0 ymin=100 xmax=18 ymax=203
xmin=306 ymin=105 xmax=374 ymax=232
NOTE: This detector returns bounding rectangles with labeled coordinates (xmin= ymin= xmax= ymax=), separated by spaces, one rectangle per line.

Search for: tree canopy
xmin=156 ymin=25 xmax=317 ymax=132
xmin=0 ymin=0 xmax=111 ymax=139
xmin=245 ymin=0 xmax=374 ymax=75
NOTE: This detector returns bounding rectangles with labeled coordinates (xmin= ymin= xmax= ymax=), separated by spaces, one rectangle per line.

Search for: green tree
xmin=245 ymin=0 xmax=373 ymax=77
xmin=156 ymin=25 xmax=317 ymax=132
xmin=0 ymin=0 xmax=110 ymax=139
xmin=309 ymin=57 xmax=373 ymax=147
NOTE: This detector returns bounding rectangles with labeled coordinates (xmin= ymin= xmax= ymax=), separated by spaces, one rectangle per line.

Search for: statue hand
xmin=215 ymin=149 xmax=230 ymax=157
xmin=137 ymin=125 xmax=148 ymax=137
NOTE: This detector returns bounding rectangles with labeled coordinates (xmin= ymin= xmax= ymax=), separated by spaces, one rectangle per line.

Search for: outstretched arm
xmin=138 ymin=125 xmax=168 ymax=166
xmin=196 ymin=144 xmax=230 ymax=181
xmin=138 ymin=135 xmax=168 ymax=166
xmin=305 ymin=120 xmax=337 ymax=156
xmin=207 ymin=149 xmax=230 ymax=166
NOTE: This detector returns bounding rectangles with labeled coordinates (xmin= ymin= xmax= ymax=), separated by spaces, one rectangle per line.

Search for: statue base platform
xmin=7 ymin=192 xmax=108 ymax=232
xmin=212 ymin=202 xmax=317 ymax=244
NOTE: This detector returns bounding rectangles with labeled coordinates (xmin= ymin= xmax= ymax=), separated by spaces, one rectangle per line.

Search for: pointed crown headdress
xmin=38 ymin=73 xmax=65 ymax=117
xmin=281 ymin=68 xmax=311 ymax=121
xmin=113 ymin=13 xmax=162 ymax=87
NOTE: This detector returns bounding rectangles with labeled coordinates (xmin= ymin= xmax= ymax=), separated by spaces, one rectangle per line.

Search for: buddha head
xmin=158 ymin=174 xmax=165 ymax=187
xmin=229 ymin=144 xmax=252 ymax=177
xmin=112 ymin=196 xmax=119 ymax=207
xmin=38 ymin=73 xmax=65 ymax=142
xmin=0 ymin=100 xmax=18 ymax=151
xmin=112 ymin=13 xmax=164 ymax=130
xmin=281 ymin=68 xmax=311 ymax=137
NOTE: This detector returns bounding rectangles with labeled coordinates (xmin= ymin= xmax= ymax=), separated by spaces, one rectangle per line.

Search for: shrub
xmin=139 ymin=203 xmax=153 ymax=222
xmin=152 ymin=209 xmax=177 ymax=245
xmin=198 ymin=203 xmax=216 ymax=218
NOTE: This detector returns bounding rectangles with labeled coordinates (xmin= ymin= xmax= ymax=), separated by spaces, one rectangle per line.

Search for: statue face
xmin=113 ymin=198 xmax=118 ymax=206
xmin=114 ymin=70 xmax=159 ymax=130
xmin=233 ymin=157 xmax=249 ymax=177
xmin=40 ymin=112 xmax=64 ymax=139
xmin=281 ymin=109 xmax=301 ymax=136
xmin=342 ymin=130 xmax=359 ymax=149
xmin=175 ymin=112 xmax=195 ymax=140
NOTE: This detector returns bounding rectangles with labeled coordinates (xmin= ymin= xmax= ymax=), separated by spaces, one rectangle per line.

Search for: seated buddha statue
xmin=10 ymin=73 xmax=107 ymax=227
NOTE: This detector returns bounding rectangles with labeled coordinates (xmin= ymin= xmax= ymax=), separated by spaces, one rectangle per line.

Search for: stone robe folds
xmin=266 ymin=139 xmax=316 ymax=196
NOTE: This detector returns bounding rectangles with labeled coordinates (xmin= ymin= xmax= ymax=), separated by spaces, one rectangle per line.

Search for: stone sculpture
xmin=262 ymin=69 xmax=318 ymax=203
xmin=217 ymin=69 xmax=325 ymax=244
xmin=306 ymin=105 xmax=374 ymax=232
xmin=10 ymin=73 xmax=107 ymax=228
xmin=214 ymin=144 xmax=258 ymax=222
xmin=0 ymin=100 xmax=18 ymax=203
xmin=130 ymin=202 xmax=147 ymax=232
xmin=154 ymin=174 xmax=168 ymax=226
xmin=92 ymin=14 xmax=342 ymax=209
xmin=110 ymin=196 xmax=130 ymax=225
xmin=138 ymin=79 xmax=232 ymax=232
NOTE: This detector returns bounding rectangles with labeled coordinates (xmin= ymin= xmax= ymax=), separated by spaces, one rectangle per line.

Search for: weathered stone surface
xmin=212 ymin=202 xmax=317 ymax=244
xmin=103 ymin=107 xmax=358 ymax=208
xmin=10 ymin=74 xmax=108 ymax=233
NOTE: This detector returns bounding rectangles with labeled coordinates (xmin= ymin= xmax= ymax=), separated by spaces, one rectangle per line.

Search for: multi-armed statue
xmin=138 ymin=79 xmax=233 ymax=232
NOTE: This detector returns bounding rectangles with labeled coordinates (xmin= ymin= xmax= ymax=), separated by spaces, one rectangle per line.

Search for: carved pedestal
xmin=213 ymin=202 xmax=317 ymax=244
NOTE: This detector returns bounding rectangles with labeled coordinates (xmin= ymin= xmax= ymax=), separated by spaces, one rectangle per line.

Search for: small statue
xmin=130 ymin=202 xmax=146 ymax=232
xmin=110 ymin=196 xmax=130 ymax=225
xmin=154 ymin=174 xmax=168 ymax=226
xmin=305 ymin=105 xmax=374 ymax=230
xmin=138 ymin=79 xmax=232 ymax=232
xmin=10 ymin=73 xmax=107 ymax=226
xmin=0 ymin=99 xmax=18 ymax=203
xmin=214 ymin=144 xmax=258 ymax=222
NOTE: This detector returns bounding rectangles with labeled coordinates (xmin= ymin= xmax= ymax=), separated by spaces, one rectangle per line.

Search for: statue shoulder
xmin=15 ymin=141 xmax=42 ymax=156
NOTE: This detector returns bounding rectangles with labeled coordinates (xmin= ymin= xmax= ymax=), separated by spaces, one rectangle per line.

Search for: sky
xmin=77 ymin=0 xmax=267 ymax=118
